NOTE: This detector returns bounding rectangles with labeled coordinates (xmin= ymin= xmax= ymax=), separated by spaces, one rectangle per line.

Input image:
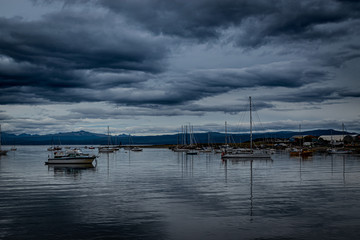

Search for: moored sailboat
xmin=131 ymin=146 xmax=143 ymax=152
xmin=98 ymin=126 xmax=117 ymax=153
xmin=222 ymin=97 xmax=271 ymax=160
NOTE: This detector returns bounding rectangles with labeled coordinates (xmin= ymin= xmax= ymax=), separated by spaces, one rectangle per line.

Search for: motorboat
xmin=45 ymin=149 xmax=96 ymax=164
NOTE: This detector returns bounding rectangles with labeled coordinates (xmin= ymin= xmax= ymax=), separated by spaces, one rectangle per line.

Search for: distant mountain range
xmin=0 ymin=129 xmax=357 ymax=145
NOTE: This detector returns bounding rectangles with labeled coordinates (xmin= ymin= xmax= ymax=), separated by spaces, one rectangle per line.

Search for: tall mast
xmin=342 ymin=122 xmax=345 ymax=148
xmin=225 ymin=121 xmax=227 ymax=145
xmin=107 ymin=126 xmax=110 ymax=147
xmin=0 ymin=124 xmax=2 ymax=151
xmin=208 ymin=132 xmax=210 ymax=147
xmin=181 ymin=125 xmax=183 ymax=145
xmin=299 ymin=124 xmax=302 ymax=148
xmin=192 ymin=125 xmax=194 ymax=145
xmin=189 ymin=123 xmax=192 ymax=145
xmin=249 ymin=96 xmax=252 ymax=151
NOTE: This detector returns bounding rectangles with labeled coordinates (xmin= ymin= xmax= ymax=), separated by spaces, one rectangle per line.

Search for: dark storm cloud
xmin=0 ymin=86 xmax=54 ymax=104
xmin=0 ymin=13 xmax=167 ymax=72
xmin=188 ymin=63 xmax=328 ymax=89
xmin=1 ymin=0 xmax=360 ymax=113
xmin=0 ymin=10 xmax=169 ymax=104
xmin=232 ymin=1 xmax=360 ymax=47
xmin=67 ymin=106 xmax=203 ymax=119
xmin=144 ymin=62 xmax=330 ymax=107
xmin=259 ymin=87 xmax=360 ymax=104
xmin=98 ymin=0 xmax=273 ymax=41
xmin=96 ymin=0 xmax=360 ymax=46
xmin=181 ymin=101 xmax=273 ymax=114
xmin=1 ymin=60 xmax=320 ymax=106
xmin=39 ymin=0 xmax=360 ymax=47
xmin=88 ymin=61 xmax=329 ymax=107
xmin=65 ymin=103 xmax=250 ymax=119
xmin=319 ymin=45 xmax=360 ymax=67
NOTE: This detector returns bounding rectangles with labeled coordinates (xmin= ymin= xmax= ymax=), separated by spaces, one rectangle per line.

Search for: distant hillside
xmin=0 ymin=129 xmax=357 ymax=145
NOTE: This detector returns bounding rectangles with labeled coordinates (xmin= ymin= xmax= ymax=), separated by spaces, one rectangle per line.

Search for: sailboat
xmin=186 ymin=124 xmax=198 ymax=155
xmin=200 ymin=132 xmax=213 ymax=152
xmin=131 ymin=146 xmax=143 ymax=152
xmin=98 ymin=126 xmax=116 ymax=153
xmin=173 ymin=125 xmax=190 ymax=152
xmin=47 ymin=137 xmax=62 ymax=151
xmin=222 ymin=97 xmax=271 ymax=160
xmin=0 ymin=125 xmax=9 ymax=155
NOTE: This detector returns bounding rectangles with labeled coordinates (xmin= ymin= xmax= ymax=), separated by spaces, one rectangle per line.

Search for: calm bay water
xmin=1 ymin=146 xmax=360 ymax=239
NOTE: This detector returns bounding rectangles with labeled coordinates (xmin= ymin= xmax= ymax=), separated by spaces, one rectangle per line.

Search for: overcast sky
xmin=0 ymin=0 xmax=360 ymax=135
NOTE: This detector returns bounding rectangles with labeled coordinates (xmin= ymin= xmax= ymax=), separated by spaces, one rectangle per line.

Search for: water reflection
xmin=222 ymin=159 xmax=227 ymax=183
xmin=48 ymin=163 xmax=95 ymax=178
xmin=250 ymin=159 xmax=253 ymax=218
xmin=342 ymin=155 xmax=346 ymax=184
xmin=222 ymin=158 xmax=273 ymax=219
xmin=177 ymin=152 xmax=194 ymax=177
xmin=328 ymin=154 xmax=347 ymax=183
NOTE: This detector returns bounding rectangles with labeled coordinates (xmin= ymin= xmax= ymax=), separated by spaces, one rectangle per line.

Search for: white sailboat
xmin=126 ymin=134 xmax=143 ymax=152
xmin=222 ymin=97 xmax=271 ymax=160
xmin=186 ymin=124 xmax=198 ymax=155
xmin=131 ymin=146 xmax=143 ymax=152
xmin=98 ymin=126 xmax=116 ymax=153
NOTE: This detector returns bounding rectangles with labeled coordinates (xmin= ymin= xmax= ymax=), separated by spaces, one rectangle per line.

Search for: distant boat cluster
xmin=170 ymin=97 xmax=359 ymax=159
xmin=172 ymin=97 xmax=272 ymax=160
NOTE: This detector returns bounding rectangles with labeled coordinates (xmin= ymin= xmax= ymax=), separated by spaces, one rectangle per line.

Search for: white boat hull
xmin=46 ymin=156 xmax=96 ymax=164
